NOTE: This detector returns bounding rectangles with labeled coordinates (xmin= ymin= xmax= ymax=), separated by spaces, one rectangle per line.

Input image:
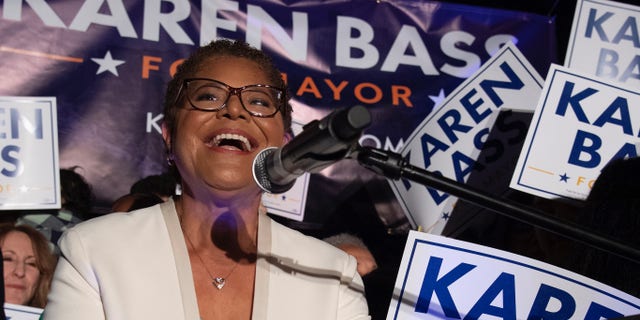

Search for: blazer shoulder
xmin=60 ymin=204 xmax=165 ymax=245
xmin=266 ymin=216 xmax=355 ymax=271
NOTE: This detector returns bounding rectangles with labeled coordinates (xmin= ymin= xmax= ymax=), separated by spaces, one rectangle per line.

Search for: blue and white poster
xmin=388 ymin=230 xmax=640 ymax=320
xmin=0 ymin=96 xmax=59 ymax=210
xmin=565 ymin=0 xmax=640 ymax=89
xmin=4 ymin=303 xmax=43 ymax=320
xmin=510 ymin=64 xmax=640 ymax=200
xmin=389 ymin=43 xmax=544 ymax=231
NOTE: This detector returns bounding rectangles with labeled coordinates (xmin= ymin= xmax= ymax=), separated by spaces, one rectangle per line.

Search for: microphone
xmin=252 ymin=105 xmax=372 ymax=194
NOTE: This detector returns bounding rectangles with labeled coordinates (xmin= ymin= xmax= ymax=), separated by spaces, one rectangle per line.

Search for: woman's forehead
xmin=3 ymin=231 xmax=34 ymax=250
xmin=194 ymin=56 xmax=271 ymax=86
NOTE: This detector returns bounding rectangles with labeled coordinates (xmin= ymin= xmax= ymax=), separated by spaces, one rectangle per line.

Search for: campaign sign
xmin=388 ymin=43 xmax=543 ymax=231
xmin=0 ymin=96 xmax=59 ymax=210
xmin=510 ymin=64 xmax=640 ymax=200
xmin=564 ymin=0 xmax=640 ymax=89
xmin=260 ymin=172 xmax=310 ymax=221
xmin=261 ymin=120 xmax=310 ymax=221
xmin=387 ymin=231 xmax=640 ymax=320
xmin=4 ymin=303 xmax=43 ymax=320
xmin=442 ymin=110 xmax=533 ymax=238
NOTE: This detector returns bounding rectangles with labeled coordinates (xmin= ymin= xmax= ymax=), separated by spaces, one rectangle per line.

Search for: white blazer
xmin=42 ymin=199 xmax=370 ymax=320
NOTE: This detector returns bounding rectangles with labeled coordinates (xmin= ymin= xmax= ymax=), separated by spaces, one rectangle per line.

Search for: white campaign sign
xmin=4 ymin=303 xmax=43 ymax=320
xmin=565 ymin=0 xmax=640 ymax=89
xmin=0 ymin=96 xmax=59 ymax=210
xmin=261 ymin=120 xmax=310 ymax=221
xmin=510 ymin=64 xmax=640 ymax=200
xmin=388 ymin=43 xmax=543 ymax=231
xmin=388 ymin=231 xmax=640 ymax=320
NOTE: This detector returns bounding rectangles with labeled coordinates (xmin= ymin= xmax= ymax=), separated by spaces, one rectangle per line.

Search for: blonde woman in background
xmin=0 ymin=223 xmax=57 ymax=308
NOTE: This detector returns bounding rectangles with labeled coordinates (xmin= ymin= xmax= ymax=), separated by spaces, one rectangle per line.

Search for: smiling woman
xmin=43 ymin=39 xmax=370 ymax=320
xmin=0 ymin=223 xmax=57 ymax=309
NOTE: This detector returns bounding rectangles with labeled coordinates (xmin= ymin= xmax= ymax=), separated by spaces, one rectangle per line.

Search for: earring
xmin=167 ymin=153 xmax=175 ymax=166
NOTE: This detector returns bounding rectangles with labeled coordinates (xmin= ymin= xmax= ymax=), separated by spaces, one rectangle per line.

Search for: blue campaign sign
xmin=0 ymin=96 xmax=59 ymax=209
xmin=389 ymin=43 xmax=544 ymax=231
xmin=510 ymin=64 xmax=640 ymax=200
xmin=388 ymin=231 xmax=640 ymax=320
xmin=565 ymin=0 xmax=640 ymax=88
xmin=5 ymin=303 xmax=43 ymax=320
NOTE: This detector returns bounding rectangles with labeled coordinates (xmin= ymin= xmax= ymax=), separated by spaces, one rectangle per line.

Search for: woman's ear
xmin=161 ymin=122 xmax=172 ymax=153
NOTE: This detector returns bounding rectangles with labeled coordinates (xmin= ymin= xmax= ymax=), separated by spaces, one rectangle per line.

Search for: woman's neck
xmin=175 ymin=195 xmax=259 ymax=263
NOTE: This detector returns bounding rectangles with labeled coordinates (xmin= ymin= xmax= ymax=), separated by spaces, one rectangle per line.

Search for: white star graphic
xmin=91 ymin=51 xmax=125 ymax=76
xmin=428 ymin=89 xmax=447 ymax=110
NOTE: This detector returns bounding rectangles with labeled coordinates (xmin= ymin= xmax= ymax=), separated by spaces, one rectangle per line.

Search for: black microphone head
xmin=252 ymin=147 xmax=296 ymax=194
xmin=332 ymin=105 xmax=371 ymax=140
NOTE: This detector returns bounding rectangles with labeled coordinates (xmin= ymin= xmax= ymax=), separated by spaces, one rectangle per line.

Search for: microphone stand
xmin=353 ymin=145 xmax=640 ymax=264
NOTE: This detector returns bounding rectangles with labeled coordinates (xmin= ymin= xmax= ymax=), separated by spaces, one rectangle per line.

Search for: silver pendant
xmin=213 ymin=277 xmax=226 ymax=290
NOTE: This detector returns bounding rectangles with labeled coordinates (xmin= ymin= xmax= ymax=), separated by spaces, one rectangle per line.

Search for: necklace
xmin=183 ymin=230 xmax=239 ymax=290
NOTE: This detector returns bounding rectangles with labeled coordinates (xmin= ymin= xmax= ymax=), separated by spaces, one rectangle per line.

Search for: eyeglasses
xmin=178 ymin=78 xmax=285 ymax=117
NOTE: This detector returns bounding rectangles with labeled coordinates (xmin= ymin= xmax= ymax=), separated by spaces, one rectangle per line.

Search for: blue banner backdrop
xmin=0 ymin=1 xmax=557 ymax=222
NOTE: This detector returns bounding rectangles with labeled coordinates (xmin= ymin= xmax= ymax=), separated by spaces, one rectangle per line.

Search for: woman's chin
xmin=205 ymin=176 xmax=257 ymax=193
xmin=5 ymin=294 xmax=28 ymax=306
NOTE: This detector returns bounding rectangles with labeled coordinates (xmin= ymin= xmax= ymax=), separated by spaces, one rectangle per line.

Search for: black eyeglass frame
xmin=175 ymin=77 xmax=286 ymax=118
